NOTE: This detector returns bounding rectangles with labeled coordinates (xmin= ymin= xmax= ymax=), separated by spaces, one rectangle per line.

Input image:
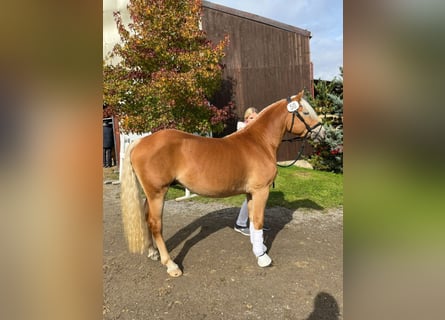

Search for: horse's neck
xmin=248 ymin=101 xmax=287 ymax=154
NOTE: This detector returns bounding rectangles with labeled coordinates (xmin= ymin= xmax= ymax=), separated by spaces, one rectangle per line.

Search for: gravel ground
xmin=103 ymin=180 xmax=343 ymax=320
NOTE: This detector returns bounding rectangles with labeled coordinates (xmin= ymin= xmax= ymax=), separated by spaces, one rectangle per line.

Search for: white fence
xmin=118 ymin=132 xmax=151 ymax=182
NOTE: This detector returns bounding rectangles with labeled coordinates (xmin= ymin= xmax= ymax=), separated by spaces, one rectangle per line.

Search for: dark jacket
xmin=103 ymin=123 xmax=114 ymax=148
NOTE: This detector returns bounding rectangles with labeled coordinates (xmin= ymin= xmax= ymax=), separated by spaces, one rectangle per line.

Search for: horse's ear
xmin=294 ymin=90 xmax=304 ymax=101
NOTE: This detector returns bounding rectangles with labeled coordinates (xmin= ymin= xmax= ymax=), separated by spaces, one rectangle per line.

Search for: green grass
xmin=166 ymin=166 xmax=343 ymax=211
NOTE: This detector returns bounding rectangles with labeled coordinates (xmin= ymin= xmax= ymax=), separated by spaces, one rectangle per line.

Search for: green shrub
xmin=307 ymin=67 xmax=343 ymax=173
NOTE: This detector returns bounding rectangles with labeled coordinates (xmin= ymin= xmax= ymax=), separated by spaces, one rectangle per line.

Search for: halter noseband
xmin=286 ymin=97 xmax=322 ymax=138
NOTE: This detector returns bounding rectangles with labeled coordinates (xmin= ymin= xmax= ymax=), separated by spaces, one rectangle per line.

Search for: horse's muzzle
xmin=310 ymin=125 xmax=326 ymax=143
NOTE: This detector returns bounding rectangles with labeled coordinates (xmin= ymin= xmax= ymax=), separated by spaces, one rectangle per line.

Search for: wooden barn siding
xmin=202 ymin=2 xmax=314 ymax=160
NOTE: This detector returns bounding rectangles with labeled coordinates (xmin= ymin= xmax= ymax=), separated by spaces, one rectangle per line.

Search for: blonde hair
xmin=244 ymin=107 xmax=258 ymax=120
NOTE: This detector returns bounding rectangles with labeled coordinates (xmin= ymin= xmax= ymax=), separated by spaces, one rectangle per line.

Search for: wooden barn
xmin=202 ymin=1 xmax=313 ymax=160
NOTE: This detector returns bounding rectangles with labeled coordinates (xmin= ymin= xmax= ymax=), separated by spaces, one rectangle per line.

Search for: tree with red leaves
xmin=103 ymin=0 xmax=234 ymax=134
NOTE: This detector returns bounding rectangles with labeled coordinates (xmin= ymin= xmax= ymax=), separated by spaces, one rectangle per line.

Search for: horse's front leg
xmin=248 ymin=189 xmax=272 ymax=267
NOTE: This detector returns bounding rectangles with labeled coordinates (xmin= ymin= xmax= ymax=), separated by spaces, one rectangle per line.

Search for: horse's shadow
xmin=306 ymin=292 xmax=340 ymax=320
xmin=165 ymin=192 xmax=322 ymax=270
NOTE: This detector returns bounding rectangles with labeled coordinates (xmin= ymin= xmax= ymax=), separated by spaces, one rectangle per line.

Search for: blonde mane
xmin=291 ymin=96 xmax=318 ymax=120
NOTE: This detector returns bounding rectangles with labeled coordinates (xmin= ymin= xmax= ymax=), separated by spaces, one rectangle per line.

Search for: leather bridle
xmin=277 ymin=97 xmax=324 ymax=168
xmin=286 ymin=97 xmax=323 ymax=138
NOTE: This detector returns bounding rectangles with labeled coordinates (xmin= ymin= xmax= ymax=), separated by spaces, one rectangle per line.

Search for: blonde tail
xmin=120 ymin=139 xmax=148 ymax=254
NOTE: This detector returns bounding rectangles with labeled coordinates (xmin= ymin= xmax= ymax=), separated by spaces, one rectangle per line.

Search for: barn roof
xmin=202 ymin=1 xmax=311 ymax=37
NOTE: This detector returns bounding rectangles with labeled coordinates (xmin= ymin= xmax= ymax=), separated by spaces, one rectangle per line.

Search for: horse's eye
xmin=303 ymin=111 xmax=309 ymax=115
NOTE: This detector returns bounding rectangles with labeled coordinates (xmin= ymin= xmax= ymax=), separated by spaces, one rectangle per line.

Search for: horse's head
xmin=285 ymin=90 xmax=325 ymax=142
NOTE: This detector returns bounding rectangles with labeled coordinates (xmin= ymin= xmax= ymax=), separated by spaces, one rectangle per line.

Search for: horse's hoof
xmin=147 ymin=247 xmax=160 ymax=261
xmin=257 ymin=253 xmax=272 ymax=267
xmin=167 ymin=263 xmax=182 ymax=277
xmin=167 ymin=267 xmax=182 ymax=277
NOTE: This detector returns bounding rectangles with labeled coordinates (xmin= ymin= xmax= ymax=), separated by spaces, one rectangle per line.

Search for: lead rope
xmin=277 ymin=115 xmax=324 ymax=169
xmin=277 ymin=137 xmax=308 ymax=168
xmin=273 ymin=135 xmax=307 ymax=188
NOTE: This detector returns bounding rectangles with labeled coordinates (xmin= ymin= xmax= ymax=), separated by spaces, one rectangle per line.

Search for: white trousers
xmin=236 ymin=198 xmax=249 ymax=227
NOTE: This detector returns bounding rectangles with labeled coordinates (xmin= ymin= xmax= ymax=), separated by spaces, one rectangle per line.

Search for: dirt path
xmin=103 ymin=182 xmax=343 ymax=319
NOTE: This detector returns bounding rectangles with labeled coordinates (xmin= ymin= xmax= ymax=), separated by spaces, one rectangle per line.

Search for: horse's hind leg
xmin=147 ymin=194 xmax=182 ymax=277
xmin=143 ymin=199 xmax=159 ymax=261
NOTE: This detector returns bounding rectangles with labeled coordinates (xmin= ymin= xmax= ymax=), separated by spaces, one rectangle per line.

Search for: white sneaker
xmin=257 ymin=253 xmax=272 ymax=267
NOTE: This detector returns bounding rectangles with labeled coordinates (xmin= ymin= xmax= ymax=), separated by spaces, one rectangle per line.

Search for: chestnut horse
xmin=120 ymin=90 xmax=325 ymax=277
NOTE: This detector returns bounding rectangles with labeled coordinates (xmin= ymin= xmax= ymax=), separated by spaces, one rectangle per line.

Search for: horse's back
xmin=131 ymin=130 xmax=188 ymax=164
xmin=131 ymin=129 xmax=223 ymax=173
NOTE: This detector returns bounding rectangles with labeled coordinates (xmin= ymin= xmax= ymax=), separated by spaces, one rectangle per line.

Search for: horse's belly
xmin=178 ymin=172 xmax=245 ymax=198
xmin=190 ymin=186 xmax=243 ymax=198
